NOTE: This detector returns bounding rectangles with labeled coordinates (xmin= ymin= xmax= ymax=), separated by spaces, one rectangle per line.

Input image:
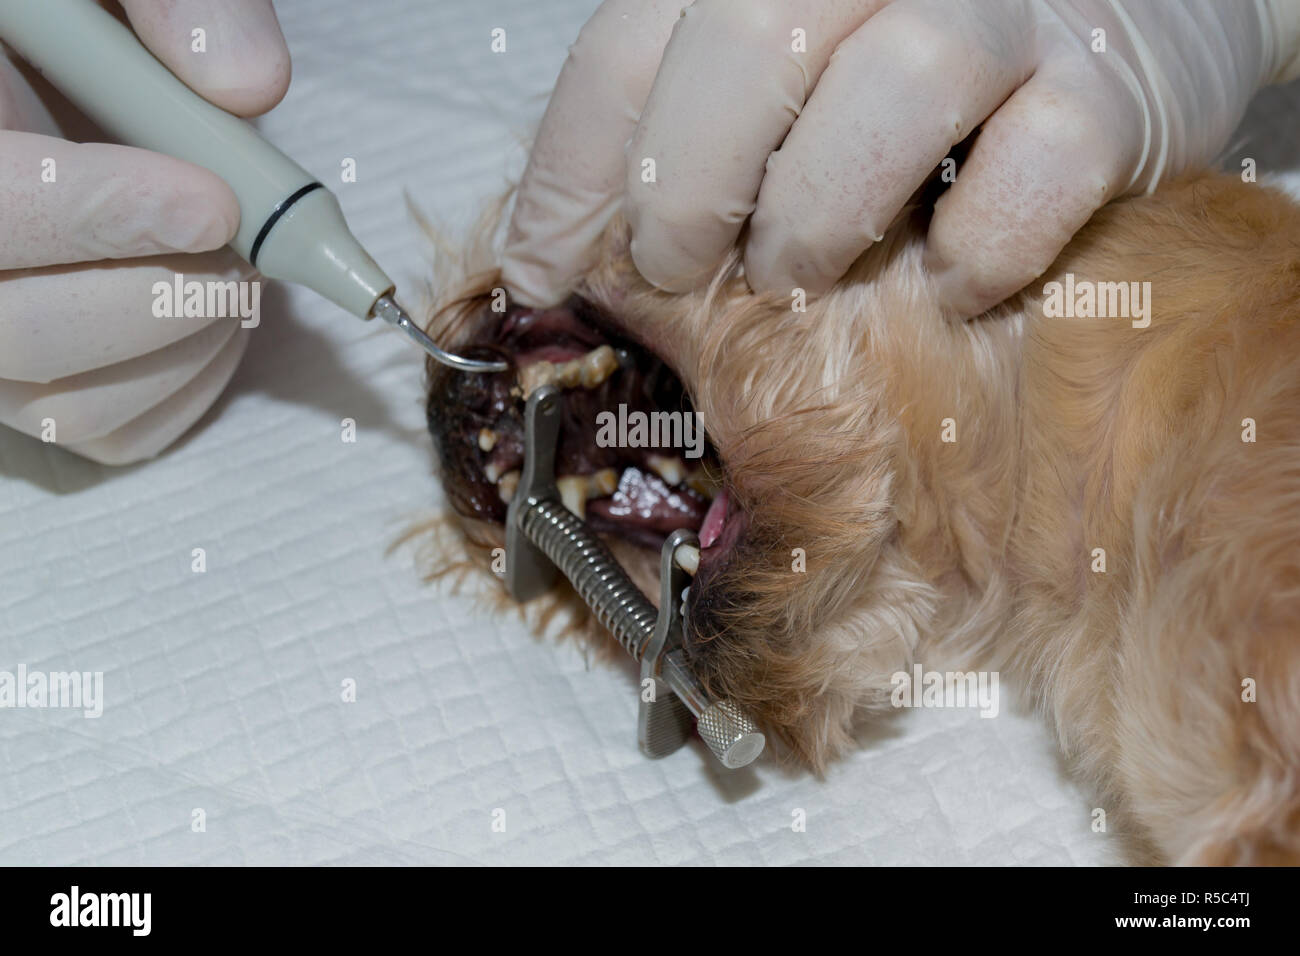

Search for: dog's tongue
xmin=587 ymin=466 xmax=707 ymax=535
xmin=699 ymin=488 xmax=729 ymax=548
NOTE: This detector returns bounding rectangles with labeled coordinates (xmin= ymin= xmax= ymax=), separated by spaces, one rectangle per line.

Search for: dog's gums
xmin=422 ymin=173 xmax=1300 ymax=865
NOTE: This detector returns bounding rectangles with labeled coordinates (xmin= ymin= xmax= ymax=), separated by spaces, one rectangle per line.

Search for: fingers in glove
xmin=0 ymin=318 xmax=240 ymax=443
xmin=0 ymin=132 xmax=239 ymax=269
xmin=624 ymin=0 xmax=886 ymax=292
xmin=501 ymin=0 xmax=683 ymax=307
xmin=63 ymin=322 xmax=251 ymax=465
xmin=118 ymin=0 xmax=291 ymax=117
xmin=744 ymin=0 xmax=1033 ymax=295
xmin=0 ymin=246 xmax=255 ymax=381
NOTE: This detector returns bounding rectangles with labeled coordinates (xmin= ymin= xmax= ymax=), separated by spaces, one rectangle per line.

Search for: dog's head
xmin=424 ymin=214 xmax=953 ymax=766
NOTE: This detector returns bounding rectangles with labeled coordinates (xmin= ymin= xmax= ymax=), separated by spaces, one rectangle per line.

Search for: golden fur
xmin=419 ymin=173 xmax=1300 ymax=865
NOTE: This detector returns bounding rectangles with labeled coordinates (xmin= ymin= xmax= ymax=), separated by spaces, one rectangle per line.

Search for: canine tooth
xmin=478 ymin=428 xmax=498 ymax=452
xmin=556 ymin=475 xmax=587 ymax=520
xmin=649 ymin=454 xmax=685 ymax=487
xmin=556 ymin=470 xmax=619 ymax=518
xmin=579 ymin=345 xmax=618 ymax=388
xmin=485 ymin=462 xmax=502 ymax=484
xmin=497 ymin=470 xmax=520 ymax=503
xmin=589 ymin=467 xmax=618 ymax=497
xmin=674 ymin=544 xmax=700 ymax=576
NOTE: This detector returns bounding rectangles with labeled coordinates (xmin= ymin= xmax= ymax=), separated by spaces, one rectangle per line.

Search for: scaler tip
xmin=370 ymin=294 xmax=507 ymax=373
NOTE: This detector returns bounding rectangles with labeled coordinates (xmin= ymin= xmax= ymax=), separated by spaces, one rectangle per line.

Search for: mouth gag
xmin=504 ymin=385 xmax=765 ymax=769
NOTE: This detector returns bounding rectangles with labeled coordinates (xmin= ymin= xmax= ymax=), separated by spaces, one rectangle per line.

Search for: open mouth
xmin=426 ymin=296 xmax=732 ymax=554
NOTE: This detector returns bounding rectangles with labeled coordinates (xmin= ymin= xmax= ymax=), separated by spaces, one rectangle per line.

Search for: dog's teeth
xmin=497 ymin=470 xmax=520 ymax=503
xmin=579 ymin=345 xmax=618 ymax=388
xmin=478 ymin=428 xmax=498 ymax=453
xmin=556 ymin=475 xmax=587 ymax=520
xmin=553 ymin=358 xmax=581 ymax=389
xmin=685 ymin=468 xmax=720 ymax=499
xmin=519 ymin=360 xmax=557 ymax=397
xmin=484 ymin=461 xmax=502 ymax=484
xmin=674 ymin=543 xmax=700 ymax=576
xmin=553 ymin=345 xmax=618 ymax=390
xmin=545 ymin=354 xmax=586 ymax=391
xmin=589 ymin=467 xmax=618 ymax=497
xmin=556 ymin=470 xmax=618 ymax=518
xmin=649 ymin=454 xmax=685 ymax=487
xmin=519 ymin=346 xmax=619 ymax=398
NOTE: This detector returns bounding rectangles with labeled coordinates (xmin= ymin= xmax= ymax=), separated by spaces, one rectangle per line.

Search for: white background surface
xmin=2 ymin=0 xmax=1297 ymax=866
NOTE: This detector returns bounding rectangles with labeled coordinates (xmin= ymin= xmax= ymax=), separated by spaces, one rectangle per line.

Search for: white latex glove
xmin=0 ymin=0 xmax=290 ymax=465
xmin=503 ymin=0 xmax=1300 ymax=317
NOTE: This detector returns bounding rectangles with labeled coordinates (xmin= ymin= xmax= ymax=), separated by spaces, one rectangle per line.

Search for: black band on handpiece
xmin=249 ymin=182 xmax=326 ymax=267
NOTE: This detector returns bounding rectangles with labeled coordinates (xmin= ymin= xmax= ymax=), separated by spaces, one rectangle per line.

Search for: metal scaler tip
xmin=370 ymin=294 xmax=507 ymax=373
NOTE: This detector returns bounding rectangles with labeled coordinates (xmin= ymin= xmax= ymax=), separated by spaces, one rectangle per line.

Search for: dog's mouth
xmin=426 ymin=296 xmax=740 ymax=558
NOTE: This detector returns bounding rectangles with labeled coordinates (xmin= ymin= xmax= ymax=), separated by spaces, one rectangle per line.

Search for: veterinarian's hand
xmin=503 ymin=0 xmax=1300 ymax=317
xmin=0 ymin=0 xmax=290 ymax=464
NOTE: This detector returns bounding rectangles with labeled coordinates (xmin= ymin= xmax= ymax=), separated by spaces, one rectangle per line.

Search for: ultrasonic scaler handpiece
xmin=0 ymin=0 xmax=503 ymax=375
xmin=504 ymin=385 xmax=766 ymax=769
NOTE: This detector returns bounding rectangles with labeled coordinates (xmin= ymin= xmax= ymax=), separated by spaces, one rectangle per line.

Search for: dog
xmin=420 ymin=172 xmax=1300 ymax=865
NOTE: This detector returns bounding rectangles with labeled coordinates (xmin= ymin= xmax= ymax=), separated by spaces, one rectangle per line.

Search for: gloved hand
xmin=0 ymin=0 xmax=290 ymax=465
xmin=502 ymin=0 xmax=1300 ymax=317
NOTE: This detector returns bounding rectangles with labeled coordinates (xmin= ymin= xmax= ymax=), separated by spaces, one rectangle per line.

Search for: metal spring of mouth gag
xmin=518 ymin=497 xmax=659 ymax=659
xmin=506 ymin=385 xmax=765 ymax=769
